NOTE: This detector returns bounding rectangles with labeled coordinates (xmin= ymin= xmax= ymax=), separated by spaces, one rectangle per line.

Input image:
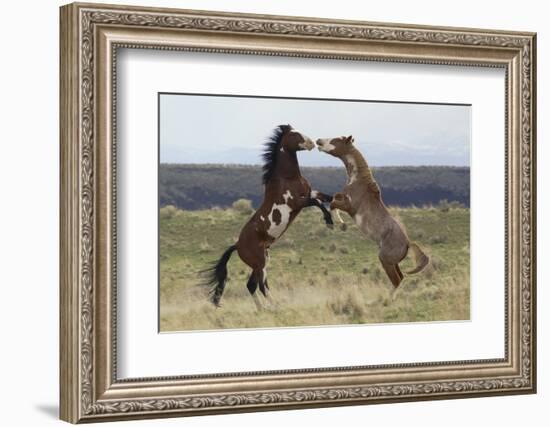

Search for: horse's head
xmin=281 ymin=125 xmax=315 ymax=152
xmin=316 ymin=135 xmax=355 ymax=157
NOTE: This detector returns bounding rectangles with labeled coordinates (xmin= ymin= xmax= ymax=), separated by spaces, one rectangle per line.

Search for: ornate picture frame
xmin=60 ymin=2 xmax=536 ymax=423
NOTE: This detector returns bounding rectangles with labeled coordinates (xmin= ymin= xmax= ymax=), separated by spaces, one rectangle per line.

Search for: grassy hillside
xmin=160 ymin=164 xmax=470 ymax=210
xmin=160 ymin=204 xmax=470 ymax=332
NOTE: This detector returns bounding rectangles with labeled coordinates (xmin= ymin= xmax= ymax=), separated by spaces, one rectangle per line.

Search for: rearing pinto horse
xmin=203 ymin=125 xmax=334 ymax=309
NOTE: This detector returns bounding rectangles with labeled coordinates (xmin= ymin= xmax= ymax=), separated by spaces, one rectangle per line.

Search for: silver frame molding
xmin=60 ymin=2 xmax=536 ymax=423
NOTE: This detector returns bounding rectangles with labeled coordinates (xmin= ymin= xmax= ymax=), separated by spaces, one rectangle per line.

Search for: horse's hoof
xmin=340 ymin=223 xmax=347 ymax=231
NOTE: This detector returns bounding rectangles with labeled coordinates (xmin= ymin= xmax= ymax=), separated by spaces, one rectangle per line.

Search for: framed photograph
xmin=60 ymin=2 xmax=537 ymax=423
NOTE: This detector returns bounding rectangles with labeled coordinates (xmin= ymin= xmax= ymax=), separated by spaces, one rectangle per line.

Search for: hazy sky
xmin=160 ymin=94 xmax=470 ymax=167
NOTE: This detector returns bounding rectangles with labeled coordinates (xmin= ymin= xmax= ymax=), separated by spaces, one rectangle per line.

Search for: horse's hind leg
xmin=258 ymin=268 xmax=278 ymax=308
xmin=379 ymin=257 xmax=403 ymax=289
xmin=379 ymin=258 xmax=404 ymax=302
xmin=378 ymin=228 xmax=407 ymax=290
xmin=396 ymin=264 xmax=404 ymax=281
xmin=239 ymin=242 xmax=267 ymax=310
xmin=258 ymin=251 xmax=269 ymax=298
xmin=258 ymin=267 xmax=269 ymax=298
xmin=247 ymin=270 xmax=264 ymax=310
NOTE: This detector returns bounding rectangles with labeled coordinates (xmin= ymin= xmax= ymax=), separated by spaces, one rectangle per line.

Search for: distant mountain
xmin=160 ymin=164 xmax=470 ymax=210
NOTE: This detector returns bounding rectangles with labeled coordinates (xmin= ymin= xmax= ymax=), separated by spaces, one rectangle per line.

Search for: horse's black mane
xmin=262 ymin=124 xmax=291 ymax=185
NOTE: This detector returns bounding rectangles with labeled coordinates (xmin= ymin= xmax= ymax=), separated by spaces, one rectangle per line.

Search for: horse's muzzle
xmin=316 ymin=138 xmax=330 ymax=152
xmin=301 ymin=138 xmax=315 ymax=151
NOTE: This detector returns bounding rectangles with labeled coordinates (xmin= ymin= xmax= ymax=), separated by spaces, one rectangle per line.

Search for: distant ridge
xmin=160 ymin=164 xmax=470 ymax=210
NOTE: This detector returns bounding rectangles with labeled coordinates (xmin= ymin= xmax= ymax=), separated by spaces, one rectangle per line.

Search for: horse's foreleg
xmin=331 ymin=207 xmax=347 ymax=231
xmin=307 ymin=197 xmax=334 ymax=227
xmin=310 ymin=190 xmax=333 ymax=204
xmin=310 ymin=190 xmax=337 ymax=227
xmin=331 ymin=207 xmax=345 ymax=224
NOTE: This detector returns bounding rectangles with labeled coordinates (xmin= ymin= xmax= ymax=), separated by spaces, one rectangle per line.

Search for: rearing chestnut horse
xmin=203 ymin=125 xmax=333 ymax=309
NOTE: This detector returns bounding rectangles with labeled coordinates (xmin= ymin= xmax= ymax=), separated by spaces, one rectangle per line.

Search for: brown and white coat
xmin=203 ymin=125 xmax=334 ymax=309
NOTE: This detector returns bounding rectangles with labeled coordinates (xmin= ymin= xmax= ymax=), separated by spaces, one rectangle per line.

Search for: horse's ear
xmin=345 ymin=135 xmax=354 ymax=144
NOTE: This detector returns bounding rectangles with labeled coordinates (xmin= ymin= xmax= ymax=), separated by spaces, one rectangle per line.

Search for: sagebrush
xmin=159 ymin=205 xmax=470 ymax=331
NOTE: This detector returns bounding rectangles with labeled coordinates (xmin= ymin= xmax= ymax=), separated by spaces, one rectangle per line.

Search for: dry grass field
xmin=159 ymin=203 xmax=470 ymax=332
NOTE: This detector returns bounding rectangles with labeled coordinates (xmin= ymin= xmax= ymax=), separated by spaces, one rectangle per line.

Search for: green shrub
xmin=438 ymin=199 xmax=450 ymax=212
xmin=198 ymin=239 xmax=211 ymax=253
xmin=449 ymin=200 xmax=465 ymax=209
xmin=328 ymin=290 xmax=365 ymax=319
xmin=160 ymin=205 xmax=179 ymax=220
xmin=232 ymin=198 xmax=254 ymax=214
xmin=429 ymin=235 xmax=448 ymax=245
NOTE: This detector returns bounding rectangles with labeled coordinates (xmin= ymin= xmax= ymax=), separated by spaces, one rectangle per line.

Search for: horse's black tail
xmin=200 ymin=244 xmax=238 ymax=307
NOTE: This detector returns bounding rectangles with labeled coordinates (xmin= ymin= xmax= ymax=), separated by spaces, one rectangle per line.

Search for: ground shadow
xmin=35 ymin=404 xmax=58 ymax=419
